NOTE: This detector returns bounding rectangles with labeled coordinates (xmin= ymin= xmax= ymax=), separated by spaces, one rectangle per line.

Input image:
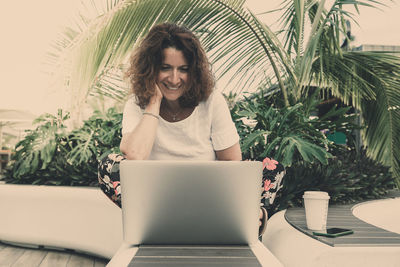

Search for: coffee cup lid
xmin=303 ymin=191 xmax=330 ymax=199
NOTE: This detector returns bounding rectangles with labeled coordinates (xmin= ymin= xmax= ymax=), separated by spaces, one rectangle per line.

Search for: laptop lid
xmin=120 ymin=160 xmax=262 ymax=245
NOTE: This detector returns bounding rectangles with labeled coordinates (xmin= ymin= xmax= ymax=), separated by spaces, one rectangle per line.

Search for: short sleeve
xmin=121 ymin=96 xmax=143 ymax=136
xmin=210 ymin=92 xmax=240 ymax=150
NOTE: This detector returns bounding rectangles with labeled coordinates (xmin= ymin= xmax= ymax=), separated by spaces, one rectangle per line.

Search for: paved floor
xmin=0 ymin=242 xmax=109 ymax=267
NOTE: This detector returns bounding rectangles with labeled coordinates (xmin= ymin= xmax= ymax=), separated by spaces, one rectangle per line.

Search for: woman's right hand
xmin=152 ymin=83 xmax=163 ymax=103
xmin=146 ymin=83 xmax=163 ymax=114
xmin=121 ymin=82 xmax=162 ymax=160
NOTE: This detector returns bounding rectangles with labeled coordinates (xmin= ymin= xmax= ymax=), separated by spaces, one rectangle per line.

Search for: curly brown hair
xmin=125 ymin=22 xmax=214 ymax=109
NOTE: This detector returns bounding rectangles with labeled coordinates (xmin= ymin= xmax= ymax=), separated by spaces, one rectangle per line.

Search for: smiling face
xmin=157 ymin=47 xmax=189 ymax=103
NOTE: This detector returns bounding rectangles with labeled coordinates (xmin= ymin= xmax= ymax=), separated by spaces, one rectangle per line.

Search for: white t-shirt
xmin=121 ymin=92 xmax=240 ymax=160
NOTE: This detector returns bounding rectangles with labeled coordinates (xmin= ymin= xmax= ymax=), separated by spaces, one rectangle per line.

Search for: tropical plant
xmin=267 ymin=147 xmax=396 ymax=216
xmin=4 ymin=108 xmax=122 ymax=186
xmin=231 ymin=91 xmax=330 ymax=166
xmin=8 ymin=110 xmax=70 ymax=181
xmin=50 ymin=0 xmax=400 ymax=185
xmin=230 ymin=88 xmax=360 ymax=166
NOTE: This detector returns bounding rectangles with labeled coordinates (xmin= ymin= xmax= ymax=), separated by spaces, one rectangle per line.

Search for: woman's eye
xmin=160 ymin=65 xmax=170 ymax=70
xmin=180 ymin=67 xmax=189 ymax=72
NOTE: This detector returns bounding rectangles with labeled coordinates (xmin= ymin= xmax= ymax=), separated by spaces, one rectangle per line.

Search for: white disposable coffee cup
xmin=303 ymin=191 xmax=330 ymax=230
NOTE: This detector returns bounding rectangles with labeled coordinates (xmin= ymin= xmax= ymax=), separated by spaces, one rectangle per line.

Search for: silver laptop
xmin=120 ymin=160 xmax=262 ymax=245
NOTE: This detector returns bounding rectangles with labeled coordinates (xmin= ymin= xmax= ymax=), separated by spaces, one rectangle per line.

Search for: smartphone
xmin=313 ymin=228 xmax=354 ymax=238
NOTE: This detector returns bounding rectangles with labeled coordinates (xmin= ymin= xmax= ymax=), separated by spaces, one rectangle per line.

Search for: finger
xmin=154 ymin=83 xmax=161 ymax=93
xmin=154 ymin=83 xmax=163 ymax=99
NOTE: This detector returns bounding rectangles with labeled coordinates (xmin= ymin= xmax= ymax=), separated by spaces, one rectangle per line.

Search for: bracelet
xmin=142 ymin=112 xmax=160 ymax=120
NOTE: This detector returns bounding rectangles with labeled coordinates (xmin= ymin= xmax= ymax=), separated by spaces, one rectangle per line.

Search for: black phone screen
xmin=326 ymin=228 xmax=351 ymax=234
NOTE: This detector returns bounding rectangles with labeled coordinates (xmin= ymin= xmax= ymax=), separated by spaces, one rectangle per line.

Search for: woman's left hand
xmin=259 ymin=207 xmax=268 ymax=237
xmin=259 ymin=208 xmax=264 ymax=226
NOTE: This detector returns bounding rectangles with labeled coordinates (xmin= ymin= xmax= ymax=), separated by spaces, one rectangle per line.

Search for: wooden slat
xmin=67 ymin=254 xmax=94 ymax=267
xmin=129 ymin=245 xmax=262 ymax=267
xmin=129 ymin=256 xmax=262 ymax=266
xmin=0 ymin=246 xmax=25 ymax=266
xmin=10 ymin=248 xmax=47 ymax=267
xmin=94 ymin=258 xmax=109 ymax=267
xmin=135 ymin=246 xmax=256 ymax=257
xmin=39 ymin=251 xmax=71 ymax=267
xmin=0 ymin=243 xmax=107 ymax=267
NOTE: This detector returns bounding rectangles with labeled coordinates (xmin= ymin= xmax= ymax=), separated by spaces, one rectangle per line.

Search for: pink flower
xmin=263 ymin=157 xmax=278 ymax=170
xmin=112 ymin=181 xmax=121 ymax=195
xmin=264 ymin=179 xmax=272 ymax=191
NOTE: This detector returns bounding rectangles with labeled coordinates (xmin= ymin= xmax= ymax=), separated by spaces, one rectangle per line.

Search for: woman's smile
xmin=162 ymin=83 xmax=181 ymax=91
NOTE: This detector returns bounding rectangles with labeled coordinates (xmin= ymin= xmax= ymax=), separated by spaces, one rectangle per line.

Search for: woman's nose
xmin=168 ymin=70 xmax=180 ymax=84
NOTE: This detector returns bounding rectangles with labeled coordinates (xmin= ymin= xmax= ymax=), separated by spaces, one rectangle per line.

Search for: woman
xmin=98 ymin=22 xmax=268 ymax=236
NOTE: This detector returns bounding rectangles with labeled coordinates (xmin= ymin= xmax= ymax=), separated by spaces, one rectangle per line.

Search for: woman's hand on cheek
xmin=148 ymin=83 xmax=163 ymax=106
xmin=154 ymin=83 xmax=163 ymax=102
xmin=146 ymin=83 xmax=163 ymax=114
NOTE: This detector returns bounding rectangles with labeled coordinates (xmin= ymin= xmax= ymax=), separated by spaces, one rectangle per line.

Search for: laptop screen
xmin=120 ymin=160 xmax=262 ymax=245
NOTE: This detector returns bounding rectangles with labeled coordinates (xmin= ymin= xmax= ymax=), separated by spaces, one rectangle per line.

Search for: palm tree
xmin=49 ymin=0 xmax=400 ymax=186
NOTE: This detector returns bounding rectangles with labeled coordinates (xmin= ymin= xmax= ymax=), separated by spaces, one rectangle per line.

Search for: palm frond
xmin=49 ymin=0 xmax=400 ymax=185
xmin=355 ymin=52 xmax=400 ymax=185
xmin=51 ymin=0 xmax=292 ymax=114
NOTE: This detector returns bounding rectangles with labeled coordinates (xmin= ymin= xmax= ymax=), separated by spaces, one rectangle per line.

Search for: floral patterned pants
xmin=98 ymin=153 xmax=126 ymax=208
xmin=98 ymin=154 xmax=285 ymax=210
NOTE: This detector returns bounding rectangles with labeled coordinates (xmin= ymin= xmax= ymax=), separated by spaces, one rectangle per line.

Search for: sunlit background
xmin=1 ymin=0 xmax=399 ymax=116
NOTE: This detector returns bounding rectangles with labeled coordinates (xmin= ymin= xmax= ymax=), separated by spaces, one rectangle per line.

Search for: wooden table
xmin=285 ymin=203 xmax=400 ymax=247
xmin=108 ymin=241 xmax=283 ymax=267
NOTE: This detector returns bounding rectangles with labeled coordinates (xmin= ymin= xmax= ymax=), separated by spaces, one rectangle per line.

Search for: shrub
xmin=266 ymin=147 xmax=396 ymax=216
xmin=231 ymin=93 xmax=332 ymax=166
xmin=230 ymin=89 xmax=360 ymax=167
xmin=229 ymin=89 xmax=396 ymax=217
xmin=4 ymin=108 xmax=122 ymax=186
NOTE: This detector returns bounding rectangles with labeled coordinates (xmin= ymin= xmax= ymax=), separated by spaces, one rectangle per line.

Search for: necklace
xmin=165 ymin=107 xmax=183 ymax=121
